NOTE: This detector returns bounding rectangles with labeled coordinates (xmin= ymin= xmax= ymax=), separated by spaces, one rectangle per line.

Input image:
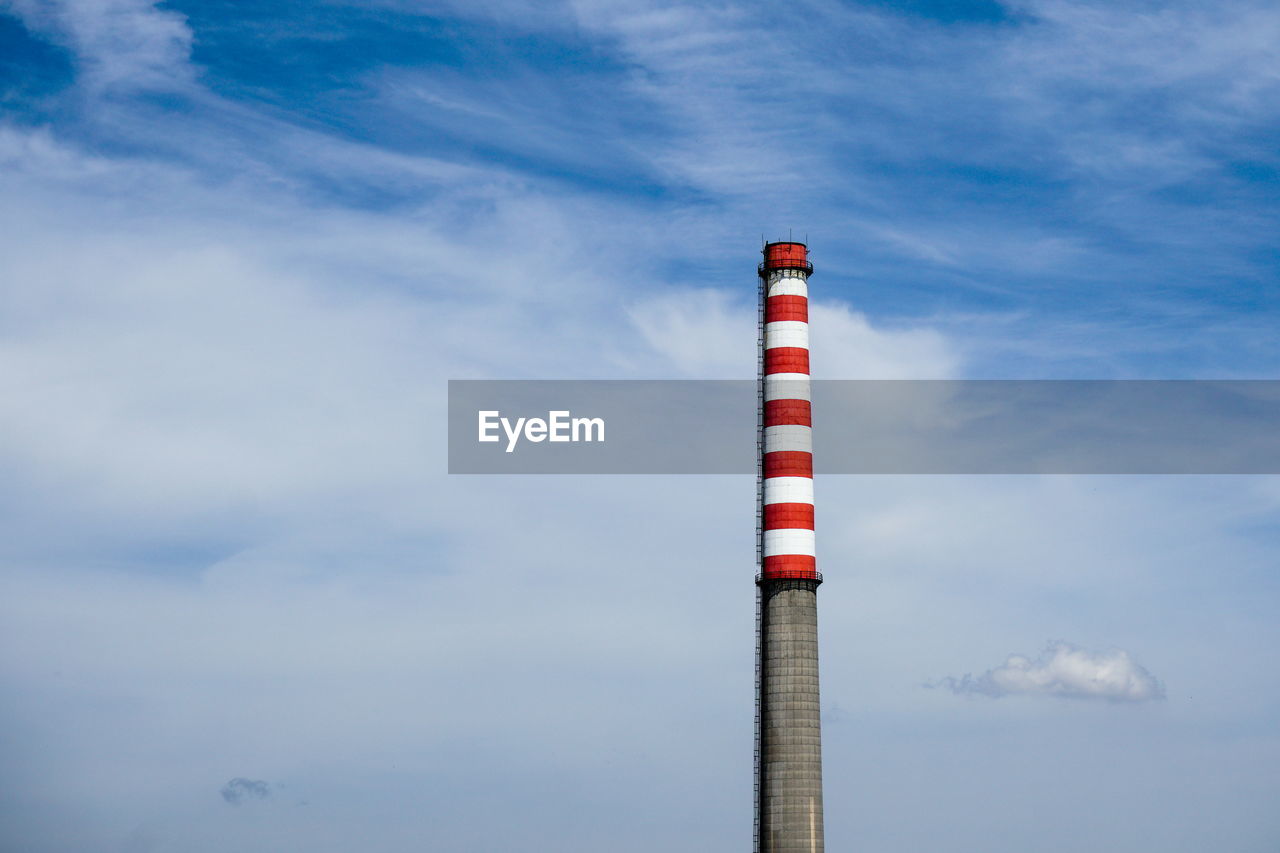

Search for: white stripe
xmin=764 ymin=374 xmax=810 ymax=401
xmin=763 ymin=476 xmax=813 ymax=505
xmin=763 ymin=529 xmax=816 ymax=557
xmin=764 ymin=424 xmax=812 ymax=453
xmin=766 ymin=320 xmax=807 ymax=336
xmin=768 ymin=278 xmax=808 ymax=298
xmin=765 ymin=320 xmax=808 ymax=350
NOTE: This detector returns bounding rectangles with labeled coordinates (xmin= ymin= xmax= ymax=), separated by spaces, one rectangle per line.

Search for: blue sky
xmin=1 ymin=1 xmax=1279 ymax=851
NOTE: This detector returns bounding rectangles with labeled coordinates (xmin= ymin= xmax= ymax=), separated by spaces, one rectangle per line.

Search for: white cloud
xmin=932 ymin=641 xmax=1165 ymax=702
xmin=2 ymin=0 xmax=195 ymax=92
xmin=810 ymin=302 xmax=955 ymax=379
xmin=627 ymin=289 xmax=754 ymax=377
xmin=628 ymin=289 xmax=957 ymax=378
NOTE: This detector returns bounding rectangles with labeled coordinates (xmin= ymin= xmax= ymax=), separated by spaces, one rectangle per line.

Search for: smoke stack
xmin=755 ymin=241 xmax=824 ymax=853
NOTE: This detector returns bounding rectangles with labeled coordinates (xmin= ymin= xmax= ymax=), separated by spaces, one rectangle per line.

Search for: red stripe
xmin=764 ymin=347 xmax=809 ymax=375
xmin=763 ymin=451 xmax=812 ymax=478
xmin=762 ymin=555 xmax=818 ymax=579
xmin=765 ymin=295 xmax=808 ymax=323
xmin=763 ymin=399 xmax=811 ymax=427
xmin=763 ymin=503 xmax=814 ymax=530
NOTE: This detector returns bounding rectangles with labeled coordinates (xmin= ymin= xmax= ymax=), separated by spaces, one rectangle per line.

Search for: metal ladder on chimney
xmin=752 ymin=264 xmax=766 ymax=853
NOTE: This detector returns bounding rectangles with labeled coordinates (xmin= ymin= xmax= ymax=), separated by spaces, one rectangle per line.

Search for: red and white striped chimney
xmin=760 ymin=241 xmax=817 ymax=581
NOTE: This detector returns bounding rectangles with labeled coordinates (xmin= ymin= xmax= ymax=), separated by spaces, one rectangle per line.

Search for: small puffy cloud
xmin=930 ymin=642 xmax=1164 ymax=703
xmin=220 ymin=778 xmax=271 ymax=805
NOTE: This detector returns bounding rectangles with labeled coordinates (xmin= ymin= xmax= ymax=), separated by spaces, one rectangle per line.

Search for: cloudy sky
xmin=2 ymin=1 xmax=1279 ymax=851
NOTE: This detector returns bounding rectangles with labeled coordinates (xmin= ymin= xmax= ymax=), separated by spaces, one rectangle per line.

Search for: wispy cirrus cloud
xmin=1 ymin=0 xmax=194 ymax=92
